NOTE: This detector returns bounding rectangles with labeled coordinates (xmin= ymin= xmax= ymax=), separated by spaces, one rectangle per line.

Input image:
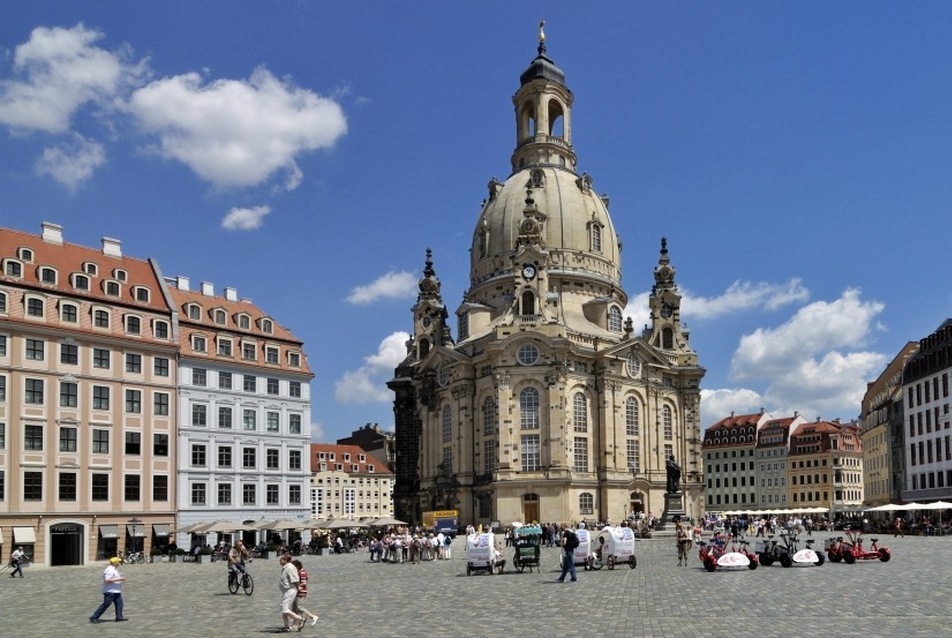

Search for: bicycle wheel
xmin=242 ymin=573 xmax=254 ymax=595
xmin=228 ymin=573 xmax=240 ymax=594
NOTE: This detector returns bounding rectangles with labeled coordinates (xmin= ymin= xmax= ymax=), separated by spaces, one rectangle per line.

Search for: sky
xmin=2 ymin=2 xmax=951 ymax=442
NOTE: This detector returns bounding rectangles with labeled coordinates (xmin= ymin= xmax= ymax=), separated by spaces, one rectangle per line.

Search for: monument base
xmin=655 ymin=492 xmax=687 ymax=531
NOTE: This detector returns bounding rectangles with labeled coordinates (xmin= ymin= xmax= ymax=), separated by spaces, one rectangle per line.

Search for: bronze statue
xmin=666 ymin=456 xmax=681 ymax=494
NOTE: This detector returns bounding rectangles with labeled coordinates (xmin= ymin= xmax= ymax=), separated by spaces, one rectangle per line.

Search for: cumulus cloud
xmin=125 ymin=66 xmax=347 ymax=189
xmin=682 ymin=279 xmax=809 ymax=319
xmin=222 ymin=205 xmax=270 ymax=230
xmin=0 ymin=23 xmax=144 ymax=133
xmin=310 ymin=421 xmax=325 ymax=442
xmin=700 ymin=388 xmax=765 ymax=425
xmin=34 ymin=132 xmax=105 ymax=190
xmin=335 ymin=332 xmax=410 ymax=404
xmin=725 ymin=288 xmax=887 ymax=421
xmin=346 ymin=271 xmax=417 ymax=304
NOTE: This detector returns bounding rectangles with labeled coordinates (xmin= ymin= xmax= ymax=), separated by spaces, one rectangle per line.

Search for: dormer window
xmin=25 ymin=295 xmax=45 ymax=318
xmin=73 ymin=274 xmax=90 ymax=291
xmin=367 ymin=465 xmax=375 ymax=473
xmin=133 ymin=286 xmax=150 ymax=303
xmin=288 ymin=352 xmax=300 ymax=367
xmin=265 ymin=346 xmax=279 ymax=364
xmin=0 ymin=291 xmax=6 ymax=314
xmin=238 ymin=314 xmax=251 ymax=330
xmin=153 ymin=320 xmax=169 ymax=339
xmin=214 ymin=309 xmax=226 ymax=325
xmin=261 ymin=318 xmax=273 ymax=334
xmin=83 ymin=262 xmax=98 ymax=276
xmin=218 ymin=338 xmax=233 ymax=357
xmin=39 ymin=267 xmax=57 ymax=284
xmin=192 ymin=335 xmax=207 ymax=353
xmin=113 ymin=268 xmax=127 ymax=282
xmin=92 ymin=307 xmax=110 ymax=328
xmin=104 ymin=280 xmax=120 ymax=296
xmin=18 ymin=247 xmax=34 ymax=262
xmin=125 ymin=315 xmax=141 ymax=335
xmin=242 ymin=342 xmax=256 ymax=361
xmin=60 ymin=302 xmax=78 ymax=323
xmin=187 ymin=304 xmax=201 ymax=320
xmin=5 ymin=260 xmax=22 ymax=278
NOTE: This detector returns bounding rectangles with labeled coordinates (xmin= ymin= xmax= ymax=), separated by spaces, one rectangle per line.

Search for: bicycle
xmin=227 ymin=566 xmax=254 ymax=595
xmin=122 ymin=551 xmax=146 ymax=564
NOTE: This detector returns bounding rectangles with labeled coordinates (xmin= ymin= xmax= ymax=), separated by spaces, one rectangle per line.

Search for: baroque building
xmin=390 ymin=33 xmax=705 ymax=527
xmin=309 ymin=443 xmax=394 ymax=521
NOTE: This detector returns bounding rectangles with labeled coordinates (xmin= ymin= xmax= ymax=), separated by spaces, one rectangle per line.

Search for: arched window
xmin=608 ymin=306 xmax=622 ymax=332
xmin=441 ymin=405 xmax=452 ymax=443
xmin=482 ymin=396 xmax=497 ymax=436
xmin=520 ymin=290 xmax=535 ymax=316
xmin=625 ymin=396 xmax=639 ymax=435
xmin=591 ymin=223 xmax=602 ymax=252
xmin=520 ymin=387 xmax=539 ymax=430
xmin=547 ymin=98 xmax=564 ymax=138
xmin=573 ymin=393 xmax=587 ymax=432
xmin=663 ymin=405 xmax=673 ymax=439
xmin=662 ymin=327 xmax=674 ymax=349
xmin=579 ymin=492 xmax=594 ymax=515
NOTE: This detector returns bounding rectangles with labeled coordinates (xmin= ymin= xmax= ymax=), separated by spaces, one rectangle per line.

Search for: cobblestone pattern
xmin=1 ymin=534 xmax=945 ymax=637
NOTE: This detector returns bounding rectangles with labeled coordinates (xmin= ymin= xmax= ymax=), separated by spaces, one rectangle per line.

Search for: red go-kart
xmin=698 ymin=533 xmax=758 ymax=572
xmin=825 ymin=529 xmax=890 ymax=564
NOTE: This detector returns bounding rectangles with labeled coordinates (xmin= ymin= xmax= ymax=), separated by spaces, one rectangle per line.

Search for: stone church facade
xmin=390 ymin=34 xmax=705 ymax=528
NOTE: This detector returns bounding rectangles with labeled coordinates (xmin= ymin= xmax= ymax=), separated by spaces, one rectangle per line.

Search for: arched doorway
xmin=630 ymin=491 xmax=644 ymax=516
xmin=50 ymin=522 xmax=84 ymax=566
xmin=522 ymin=493 xmax=540 ymax=524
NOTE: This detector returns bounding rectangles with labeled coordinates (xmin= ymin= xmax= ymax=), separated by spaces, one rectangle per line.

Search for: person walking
xmin=676 ymin=522 xmax=692 ymax=567
xmin=9 ymin=546 xmax=26 ymax=578
xmin=290 ymin=559 xmax=318 ymax=630
xmin=89 ymin=556 xmax=128 ymax=623
xmin=894 ymin=516 xmax=904 ymax=538
xmin=278 ymin=554 xmax=304 ymax=632
xmin=556 ymin=523 xmax=578 ymax=583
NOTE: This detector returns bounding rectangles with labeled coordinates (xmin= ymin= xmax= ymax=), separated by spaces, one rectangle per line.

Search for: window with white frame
xmin=217 ymin=338 xmax=232 ymax=357
xmin=625 ymin=396 xmax=639 ymax=435
xmin=573 ymin=392 xmax=588 ymax=432
xmin=608 ymin=306 xmax=622 ymax=332
xmin=125 ymin=315 xmax=141 ymax=335
xmin=482 ymin=396 xmax=497 ymax=436
xmin=579 ymin=492 xmax=594 ymax=515
xmin=520 ymin=434 xmax=540 ymax=471
xmin=243 ymin=409 xmax=256 ymax=431
xmin=39 ymin=266 xmax=57 ymax=284
xmin=104 ymin=280 xmax=120 ymax=296
xmin=573 ymin=436 xmax=589 ymax=471
xmin=627 ymin=438 xmax=640 ymax=471
xmin=266 ymin=346 xmax=279 ymax=364
xmin=153 ymin=320 xmax=169 ymax=339
xmin=192 ymin=335 xmax=206 ymax=352
xmin=219 ymin=406 xmax=233 ymax=429
xmin=73 ymin=274 xmax=90 ymax=291
xmin=113 ymin=268 xmax=127 ymax=282
xmin=442 ymin=405 xmax=452 ymax=442
xmin=83 ymin=262 xmax=98 ymax=276
xmin=188 ymin=304 xmax=201 ymax=320
xmin=133 ymin=286 xmax=150 ymax=302
xmin=60 ymin=343 xmax=79 ymax=365
xmin=5 ymin=260 xmax=22 ymax=277
xmin=289 ymin=414 xmax=302 ymax=434
xmin=267 ymin=411 xmax=279 ymax=432
xmin=60 ymin=303 xmax=78 ymax=323
xmin=25 ymin=338 xmax=44 ymax=360
xmin=663 ymin=405 xmax=673 ymax=439
xmin=520 ymin=387 xmax=540 ymax=429
xmin=192 ymin=403 xmax=207 ymax=426
xmin=93 ymin=308 xmax=109 ymax=328
xmin=242 ymin=342 xmax=256 ymax=361
xmin=26 ymin=296 xmax=44 ymax=317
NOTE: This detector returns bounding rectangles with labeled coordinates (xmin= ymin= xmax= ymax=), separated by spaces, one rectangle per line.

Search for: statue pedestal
xmin=656 ymin=492 xmax=687 ymax=531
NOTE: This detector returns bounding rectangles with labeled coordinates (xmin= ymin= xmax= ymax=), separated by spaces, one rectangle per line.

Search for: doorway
xmin=522 ymin=493 xmax=540 ymax=524
xmin=50 ymin=523 xmax=83 ymax=566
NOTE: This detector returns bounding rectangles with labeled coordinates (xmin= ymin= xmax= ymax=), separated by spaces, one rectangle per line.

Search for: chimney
xmin=224 ymin=287 xmax=238 ymax=302
xmin=101 ymin=236 xmax=122 ymax=257
xmin=201 ymin=281 xmax=214 ymax=297
xmin=41 ymin=222 xmax=63 ymax=244
xmin=176 ymin=276 xmax=190 ymax=291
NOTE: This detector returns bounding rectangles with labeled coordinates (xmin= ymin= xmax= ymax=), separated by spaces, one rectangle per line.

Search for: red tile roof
xmin=310 ymin=443 xmax=394 ymax=476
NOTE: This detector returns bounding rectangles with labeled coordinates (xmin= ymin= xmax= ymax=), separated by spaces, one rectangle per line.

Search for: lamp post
xmin=129 ymin=517 xmax=142 ymax=555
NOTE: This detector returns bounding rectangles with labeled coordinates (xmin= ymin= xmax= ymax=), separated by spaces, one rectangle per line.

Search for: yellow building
xmin=789 ymin=419 xmax=864 ymax=512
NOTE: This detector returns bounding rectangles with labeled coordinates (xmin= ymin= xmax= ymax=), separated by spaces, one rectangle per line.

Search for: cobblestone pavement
xmin=1 ymin=534 xmax=947 ymax=637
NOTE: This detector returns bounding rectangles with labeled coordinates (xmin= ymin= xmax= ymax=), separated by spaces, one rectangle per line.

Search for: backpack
xmin=444 ymin=535 xmax=452 ymax=546
xmin=564 ymin=530 xmax=579 ymax=551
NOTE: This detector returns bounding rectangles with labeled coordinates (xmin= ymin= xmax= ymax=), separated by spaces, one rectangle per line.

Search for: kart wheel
xmin=815 ymin=552 xmax=825 ymax=566
xmin=828 ymin=552 xmax=841 ymax=563
xmin=760 ymin=554 xmax=773 ymax=567
xmin=748 ymin=558 xmax=758 ymax=570
xmin=843 ymin=552 xmax=856 ymax=564
xmin=629 ymin=556 xmax=637 ymax=569
xmin=779 ymin=555 xmax=793 ymax=568
xmin=591 ymin=559 xmax=602 ymax=571
xmin=878 ymin=548 xmax=891 ymax=562
xmin=467 ymin=564 xmax=472 ymax=576
xmin=704 ymin=558 xmax=717 ymax=572
xmin=608 ymin=556 xmax=615 ymax=570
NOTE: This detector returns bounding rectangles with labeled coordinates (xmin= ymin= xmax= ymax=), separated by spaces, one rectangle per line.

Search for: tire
xmin=704 ymin=558 xmax=717 ymax=572
xmin=815 ymin=552 xmax=825 ymax=566
xmin=591 ymin=559 xmax=603 ymax=571
xmin=843 ymin=552 xmax=856 ymax=564
xmin=779 ymin=554 xmax=792 ymax=568
xmin=466 ymin=564 xmax=472 ymax=576
xmin=828 ymin=551 xmax=841 ymax=563
xmin=878 ymin=548 xmax=891 ymax=562
xmin=242 ymin=573 xmax=254 ymax=595
xmin=629 ymin=556 xmax=637 ymax=569
xmin=748 ymin=559 xmax=758 ymax=570
xmin=228 ymin=574 xmax=239 ymax=595
xmin=760 ymin=554 xmax=774 ymax=567
xmin=607 ymin=556 xmax=615 ymax=570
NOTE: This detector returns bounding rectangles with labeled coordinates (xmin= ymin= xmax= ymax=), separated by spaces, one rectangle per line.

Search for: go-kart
xmin=825 ymin=529 xmax=890 ymax=564
xmin=698 ymin=533 xmax=758 ymax=572
xmin=758 ymin=532 xmax=824 ymax=567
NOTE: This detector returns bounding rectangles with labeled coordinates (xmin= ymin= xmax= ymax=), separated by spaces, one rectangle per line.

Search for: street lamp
xmin=129 ymin=517 xmax=142 ymax=555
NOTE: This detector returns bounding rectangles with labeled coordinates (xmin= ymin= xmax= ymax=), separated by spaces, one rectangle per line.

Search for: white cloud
xmin=682 ymin=279 xmax=809 ymax=319
xmin=125 ymin=66 xmax=347 ymax=189
xmin=335 ymin=331 xmax=410 ymax=404
xmin=346 ymin=271 xmax=417 ymax=305
xmin=700 ymin=388 xmax=765 ymax=426
xmin=310 ymin=421 xmax=325 ymax=442
xmin=221 ymin=205 xmax=270 ymax=230
xmin=34 ymin=132 xmax=105 ymax=190
xmin=724 ymin=288 xmax=887 ymax=421
xmin=0 ymin=23 xmax=143 ymax=133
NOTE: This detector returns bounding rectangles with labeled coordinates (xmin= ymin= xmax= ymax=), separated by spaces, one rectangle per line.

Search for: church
xmin=389 ymin=28 xmax=705 ymax=528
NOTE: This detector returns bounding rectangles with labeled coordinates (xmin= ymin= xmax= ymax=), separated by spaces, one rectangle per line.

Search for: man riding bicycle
xmin=228 ymin=540 xmax=251 ymax=578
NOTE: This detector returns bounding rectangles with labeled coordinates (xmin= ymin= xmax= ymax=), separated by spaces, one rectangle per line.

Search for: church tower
xmin=391 ymin=26 xmax=705 ymax=528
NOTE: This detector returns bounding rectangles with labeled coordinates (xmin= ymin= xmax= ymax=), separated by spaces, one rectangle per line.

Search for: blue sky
xmin=2 ymin=2 xmax=951 ymax=442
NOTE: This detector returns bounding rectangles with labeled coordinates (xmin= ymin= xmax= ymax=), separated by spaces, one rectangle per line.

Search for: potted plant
xmin=150 ymin=547 xmax=164 ymax=563
xmin=171 ymin=547 xmax=186 ymax=563
xmin=316 ymin=535 xmax=328 ymax=556
xmin=196 ymin=546 xmax=213 ymax=564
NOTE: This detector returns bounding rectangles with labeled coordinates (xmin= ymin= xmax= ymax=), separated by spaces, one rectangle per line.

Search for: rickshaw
xmin=512 ymin=524 xmax=542 ymax=573
xmin=465 ymin=531 xmax=501 ymax=575
xmin=590 ymin=525 xmax=637 ymax=570
xmin=559 ymin=525 xmax=593 ymax=571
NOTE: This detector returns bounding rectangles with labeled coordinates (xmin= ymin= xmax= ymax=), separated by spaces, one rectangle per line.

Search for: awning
xmin=98 ymin=525 xmax=120 ymax=539
xmin=13 ymin=526 xmax=37 ymax=544
xmin=127 ymin=524 xmax=146 ymax=538
xmin=152 ymin=523 xmax=171 ymax=537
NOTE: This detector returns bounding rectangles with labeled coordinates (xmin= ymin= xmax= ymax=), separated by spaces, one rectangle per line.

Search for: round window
xmin=517 ymin=343 xmax=540 ymax=366
xmin=437 ymin=365 xmax=449 ymax=387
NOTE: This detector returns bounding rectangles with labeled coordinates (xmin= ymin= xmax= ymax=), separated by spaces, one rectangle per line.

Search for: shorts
xmin=281 ymin=588 xmax=298 ymax=613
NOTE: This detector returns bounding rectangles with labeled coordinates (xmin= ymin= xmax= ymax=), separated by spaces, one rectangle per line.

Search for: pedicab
xmin=697 ymin=531 xmax=757 ymax=572
xmin=757 ymin=532 xmax=824 ymax=567
xmin=465 ymin=530 xmax=501 ymax=576
xmin=589 ymin=525 xmax=637 ymax=570
xmin=825 ymin=529 xmax=890 ymax=564
xmin=512 ymin=524 xmax=542 ymax=573
xmin=559 ymin=524 xmax=593 ymax=571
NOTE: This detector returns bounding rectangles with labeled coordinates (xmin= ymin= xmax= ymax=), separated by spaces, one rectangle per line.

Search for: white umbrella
xmin=371 ymin=516 xmax=408 ymax=527
xmin=325 ymin=519 xmax=366 ymax=530
xmin=171 ymin=521 xmax=210 ymax=534
xmin=196 ymin=520 xmax=258 ymax=533
xmin=257 ymin=519 xmax=306 ymax=531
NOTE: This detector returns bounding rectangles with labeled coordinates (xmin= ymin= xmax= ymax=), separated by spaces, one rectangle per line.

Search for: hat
xmin=109 ymin=557 xmax=122 ymax=565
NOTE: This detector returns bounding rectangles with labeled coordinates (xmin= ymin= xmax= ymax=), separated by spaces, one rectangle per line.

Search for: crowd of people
xmin=365 ymin=528 xmax=455 ymax=563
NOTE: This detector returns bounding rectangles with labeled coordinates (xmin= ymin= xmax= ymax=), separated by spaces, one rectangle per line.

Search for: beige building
xmin=309 ymin=443 xmax=394 ymax=521
xmin=789 ymin=419 xmax=864 ymax=512
xmin=390 ymin=36 xmax=705 ymax=527
xmin=0 ymin=223 xmax=178 ymax=566
xmin=702 ymin=411 xmax=771 ymax=510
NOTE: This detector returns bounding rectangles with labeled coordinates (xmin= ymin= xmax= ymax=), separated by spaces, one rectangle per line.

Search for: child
xmin=291 ymin=559 xmax=319 ymax=629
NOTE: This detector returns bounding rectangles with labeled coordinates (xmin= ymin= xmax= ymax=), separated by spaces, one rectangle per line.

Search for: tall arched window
xmin=482 ymin=396 xmax=497 ymax=436
xmin=608 ymin=306 xmax=622 ymax=332
xmin=520 ymin=290 xmax=535 ymax=316
xmin=662 ymin=327 xmax=674 ymax=349
xmin=625 ymin=396 xmax=639 ymax=435
xmin=442 ymin=405 xmax=452 ymax=443
xmin=579 ymin=492 xmax=594 ymax=515
xmin=573 ymin=393 xmax=587 ymax=432
xmin=663 ymin=405 xmax=673 ymax=439
xmin=591 ymin=223 xmax=602 ymax=252
xmin=520 ymin=387 xmax=539 ymax=430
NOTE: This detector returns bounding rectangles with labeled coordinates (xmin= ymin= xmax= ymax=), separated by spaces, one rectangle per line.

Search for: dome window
xmin=608 ymin=306 xmax=622 ymax=332
xmin=517 ymin=343 xmax=540 ymax=366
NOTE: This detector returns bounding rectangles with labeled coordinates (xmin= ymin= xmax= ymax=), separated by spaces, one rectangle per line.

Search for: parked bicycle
xmin=122 ymin=551 xmax=146 ymax=564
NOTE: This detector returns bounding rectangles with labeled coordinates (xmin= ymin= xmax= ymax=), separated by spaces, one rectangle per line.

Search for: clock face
xmin=522 ymin=264 xmax=537 ymax=280
xmin=660 ymin=303 xmax=673 ymax=318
